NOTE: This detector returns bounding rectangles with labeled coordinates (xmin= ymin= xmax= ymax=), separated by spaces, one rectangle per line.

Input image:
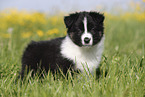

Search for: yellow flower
xmin=0 ymin=33 xmax=10 ymax=38
xmin=135 ymin=12 xmax=145 ymax=21
xmin=21 ymin=32 xmax=32 ymax=38
xmin=64 ymin=31 xmax=67 ymax=35
xmin=37 ymin=30 xmax=44 ymax=37
xmin=135 ymin=3 xmax=141 ymax=11
xmin=143 ymin=0 xmax=145 ymax=2
xmin=46 ymin=28 xmax=59 ymax=35
xmin=50 ymin=17 xmax=58 ymax=25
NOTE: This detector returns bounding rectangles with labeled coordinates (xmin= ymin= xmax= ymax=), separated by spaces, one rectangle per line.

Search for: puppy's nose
xmin=84 ymin=37 xmax=91 ymax=44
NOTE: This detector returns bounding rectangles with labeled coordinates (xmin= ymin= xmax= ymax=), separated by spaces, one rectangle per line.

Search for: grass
xmin=0 ymin=13 xmax=145 ymax=97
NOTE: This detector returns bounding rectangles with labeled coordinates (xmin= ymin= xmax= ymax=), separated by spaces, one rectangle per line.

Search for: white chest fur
xmin=60 ymin=36 xmax=105 ymax=74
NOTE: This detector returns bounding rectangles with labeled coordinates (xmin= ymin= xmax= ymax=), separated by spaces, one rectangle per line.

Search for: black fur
xmin=20 ymin=37 xmax=74 ymax=78
xmin=19 ymin=11 xmax=105 ymax=79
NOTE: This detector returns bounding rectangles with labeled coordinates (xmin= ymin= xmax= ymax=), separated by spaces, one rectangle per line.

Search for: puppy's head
xmin=64 ymin=11 xmax=105 ymax=47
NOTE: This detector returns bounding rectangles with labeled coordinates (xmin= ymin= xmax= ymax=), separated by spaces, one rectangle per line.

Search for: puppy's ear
xmin=89 ymin=12 xmax=105 ymax=24
xmin=64 ymin=13 xmax=79 ymax=28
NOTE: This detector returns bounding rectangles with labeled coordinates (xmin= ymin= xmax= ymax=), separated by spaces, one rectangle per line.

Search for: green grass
xmin=0 ymin=16 xmax=145 ymax=97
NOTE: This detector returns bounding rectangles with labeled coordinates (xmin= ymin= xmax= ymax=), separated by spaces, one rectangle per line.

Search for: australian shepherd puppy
xmin=20 ymin=11 xmax=105 ymax=79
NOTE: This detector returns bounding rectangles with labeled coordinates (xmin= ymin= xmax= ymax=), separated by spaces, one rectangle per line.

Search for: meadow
xmin=0 ymin=10 xmax=145 ymax=97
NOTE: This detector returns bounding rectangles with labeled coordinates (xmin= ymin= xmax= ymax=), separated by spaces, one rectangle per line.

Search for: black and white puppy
xmin=20 ymin=11 xmax=105 ymax=79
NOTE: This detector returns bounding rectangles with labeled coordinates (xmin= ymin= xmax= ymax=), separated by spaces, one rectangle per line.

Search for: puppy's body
xmin=20 ymin=11 xmax=105 ymax=78
xmin=21 ymin=37 xmax=73 ymax=78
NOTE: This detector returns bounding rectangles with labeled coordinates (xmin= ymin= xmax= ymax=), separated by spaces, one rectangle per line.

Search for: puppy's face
xmin=64 ymin=11 xmax=104 ymax=47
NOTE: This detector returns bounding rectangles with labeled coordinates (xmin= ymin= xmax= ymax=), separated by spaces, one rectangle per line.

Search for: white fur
xmin=61 ymin=35 xmax=105 ymax=74
xmin=83 ymin=17 xmax=88 ymax=33
xmin=81 ymin=17 xmax=93 ymax=46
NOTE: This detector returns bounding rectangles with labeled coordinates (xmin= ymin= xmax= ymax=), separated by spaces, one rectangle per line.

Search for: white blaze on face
xmin=83 ymin=17 xmax=88 ymax=33
xmin=81 ymin=17 xmax=93 ymax=46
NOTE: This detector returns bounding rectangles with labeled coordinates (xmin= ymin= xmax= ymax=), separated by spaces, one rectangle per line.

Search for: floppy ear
xmin=89 ymin=12 xmax=105 ymax=24
xmin=64 ymin=13 xmax=79 ymax=28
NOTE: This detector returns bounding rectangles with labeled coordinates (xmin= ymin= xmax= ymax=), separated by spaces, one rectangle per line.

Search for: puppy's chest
xmin=73 ymin=51 xmax=100 ymax=73
xmin=61 ymin=43 xmax=102 ymax=73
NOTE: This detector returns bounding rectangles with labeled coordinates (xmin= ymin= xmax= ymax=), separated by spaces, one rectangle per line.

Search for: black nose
xmin=84 ymin=37 xmax=91 ymax=44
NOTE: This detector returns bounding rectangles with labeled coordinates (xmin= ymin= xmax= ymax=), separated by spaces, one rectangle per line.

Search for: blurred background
xmin=0 ymin=0 xmax=145 ymax=14
xmin=0 ymin=0 xmax=144 ymax=56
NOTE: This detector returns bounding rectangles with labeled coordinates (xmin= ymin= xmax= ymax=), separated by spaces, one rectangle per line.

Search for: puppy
xmin=20 ymin=11 xmax=105 ymax=79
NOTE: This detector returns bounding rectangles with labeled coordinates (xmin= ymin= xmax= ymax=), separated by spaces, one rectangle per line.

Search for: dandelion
xmin=46 ymin=28 xmax=59 ymax=35
xmin=37 ymin=30 xmax=44 ymax=37
xmin=21 ymin=32 xmax=32 ymax=38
